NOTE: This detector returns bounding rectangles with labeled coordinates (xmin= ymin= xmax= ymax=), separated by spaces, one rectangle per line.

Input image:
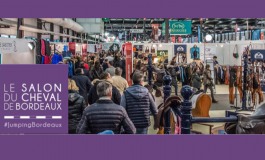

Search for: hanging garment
xmin=45 ymin=41 xmax=51 ymax=56
xmin=190 ymin=46 xmax=200 ymax=59
xmin=41 ymin=40 xmax=46 ymax=56
xmin=41 ymin=56 xmax=45 ymax=64
xmin=35 ymin=39 xmax=42 ymax=64
xmin=68 ymin=61 xmax=74 ymax=78
xmin=52 ymin=53 xmax=63 ymax=64
xmin=44 ymin=56 xmax=51 ymax=64
xmin=225 ymin=66 xmax=230 ymax=85
xmin=252 ymin=73 xmax=264 ymax=105
xmin=229 ymin=66 xmax=243 ymax=105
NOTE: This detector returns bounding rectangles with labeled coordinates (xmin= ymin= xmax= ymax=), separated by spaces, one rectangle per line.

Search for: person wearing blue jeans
xmin=136 ymin=128 xmax=149 ymax=134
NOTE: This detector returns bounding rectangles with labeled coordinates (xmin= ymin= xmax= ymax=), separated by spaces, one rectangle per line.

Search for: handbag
xmin=145 ymin=46 xmax=150 ymax=53
xmin=233 ymin=44 xmax=239 ymax=58
xmin=151 ymin=46 xmax=156 ymax=53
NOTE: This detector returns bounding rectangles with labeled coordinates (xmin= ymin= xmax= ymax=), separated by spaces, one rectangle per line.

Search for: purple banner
xmin=0 ymin=0 xmax=264 ymax=17
xmin=0 ymin=135 xmax=264 ymax=160
xmin=0 ymin=65 xmax=68 ymax=134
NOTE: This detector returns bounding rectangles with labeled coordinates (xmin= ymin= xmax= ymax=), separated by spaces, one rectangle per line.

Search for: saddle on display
xmin=191 ymin=91 xmax=212 ymax=117
xmin=156 ymin=92 xmax=212 ymax=134
xmin=156 ymin=96 xmax=182 ymax=134
xmin=225 ymin=104 xmax=265 ymax=134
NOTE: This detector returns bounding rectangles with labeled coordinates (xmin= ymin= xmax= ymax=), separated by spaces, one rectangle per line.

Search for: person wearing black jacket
xmin=120 ymin=72 xmax=158 ymax=134
xmin=91 ymin=61 xmax=103 ymax=80
xmin=88 ymin=72 xmax=121 ymax=105
xmin=72 ymin=68 xmax=92 ymax=104
xmin=167 ymin=60 xmax=179 ymax=95
xmin=77 ymin=81 xmax=136 ymax=134
xmin=68 ymin=79 xmax=87 ymax=134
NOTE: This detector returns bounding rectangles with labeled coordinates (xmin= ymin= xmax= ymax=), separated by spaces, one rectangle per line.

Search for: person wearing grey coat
xmin=191 ymin=68 xmax=202 ymax=90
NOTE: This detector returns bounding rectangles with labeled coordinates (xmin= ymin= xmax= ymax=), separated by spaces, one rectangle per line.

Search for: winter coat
xmin=87 ymin=79 xmax=121 ymax=105
xmin=68 ymin=90 xmax=86 ymax=133
xmin=72 ymin=75 xmax=92 ymax=104
xmin=192 ymin=73 xmax=202 ymax=89
xmin=120 ymin=85 xmax=158 ymax=128
xmin=91 ymin=67 xmax=103 ymax=80
xmin=167 ymin=65 xmax=178 ymax=86
xmin=203 ymin=69 xmax=213 ymax=85
xmin=76 ymin=99 xmax=136 ymax=134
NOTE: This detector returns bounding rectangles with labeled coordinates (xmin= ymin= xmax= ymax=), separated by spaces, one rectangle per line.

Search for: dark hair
xmin=94 ymin=61 xmax=101 ymax=69
xmin=75 ymin=68 xmax=83 ymax=75
xmin=135 ymin=60 xmax=142 ymax=70
xmin=213 ymin=56 xmax=217 ymax=59
xmin=206 ymin=64 xmax=210 ymax=69
xmin=100 ymin=72 xmax=110 ymax=80
xmin=115 ymin=67 xmax=122 ymax=76
xmin=109 ymin=61 xmax=113 ymax=66
xmin=132 ymin=72 xmax=144 ymax=84
xmin=170 ymin=60 xmax=176 ymax=66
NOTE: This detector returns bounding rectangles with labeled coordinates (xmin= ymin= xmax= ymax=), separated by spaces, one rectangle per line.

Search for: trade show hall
xmin=1 ymin=18 xmax=265 ymax=134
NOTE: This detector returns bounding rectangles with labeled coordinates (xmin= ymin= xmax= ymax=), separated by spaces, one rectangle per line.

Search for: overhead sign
xmin=130 ymin=29 xmax=144 ymax=33
xmin=169 ymin=20 xmax=192 ymax=35
xmin=251 ymin=50 xmax=265 ymax=62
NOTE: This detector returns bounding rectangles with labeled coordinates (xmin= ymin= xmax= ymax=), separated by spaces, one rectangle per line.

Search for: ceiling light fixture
xmin=205 ymin=34 xmax=213 ymax=42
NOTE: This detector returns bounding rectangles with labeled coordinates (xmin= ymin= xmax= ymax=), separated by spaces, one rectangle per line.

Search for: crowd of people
xmin=68 ymin=51 xmax=218 ymax=134
xmin=68 ymin=51 xmax=158 ymax=134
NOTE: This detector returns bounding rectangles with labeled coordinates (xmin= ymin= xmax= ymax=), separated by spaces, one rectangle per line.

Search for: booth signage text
xmin=169 ymin=20 xmax=192 ymax=35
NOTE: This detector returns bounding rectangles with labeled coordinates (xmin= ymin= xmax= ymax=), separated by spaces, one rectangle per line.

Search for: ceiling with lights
xmin=104 ymin=18 xmax=265 ymax=39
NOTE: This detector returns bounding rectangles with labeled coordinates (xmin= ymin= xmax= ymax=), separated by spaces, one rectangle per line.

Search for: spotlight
xmin=28 ymin=42 xmax=35 ymax=50
xmin=205 ymin=35 xmax=212 ymax=42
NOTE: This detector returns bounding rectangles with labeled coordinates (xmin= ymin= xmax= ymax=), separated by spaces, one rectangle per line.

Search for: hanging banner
xmin=87 ymin=44 xmax=96 ymax=53
xmin=82 ymin=44 xmax=87 ymax=54
xmin=68 ymin=42 xmax=76 ymax=55
xmin=250 ymin=49 xmax=265 ymax=62
xmin=204 ymin=46 xmax=217 ymax=60
xmin=96 ymin=44 xmax=102 ymax=53
xmin=174 ymin=44 xmax=187 ymax=55
xmin=125 ymin=43 xmax=133 ymax=86
xmin=169 ymin=20 xmax=192 ymax=35
xmin=174 ymin=44 xmax=187 ymax=63
xmin=102 ymin=43 xmax=113 ymax=50
xmin=157 ymin=50 xmax=168 ymax=57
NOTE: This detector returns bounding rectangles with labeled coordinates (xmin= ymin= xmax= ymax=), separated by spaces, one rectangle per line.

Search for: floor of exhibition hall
xmin=148 ymin=84 xmax=263 ymax=134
